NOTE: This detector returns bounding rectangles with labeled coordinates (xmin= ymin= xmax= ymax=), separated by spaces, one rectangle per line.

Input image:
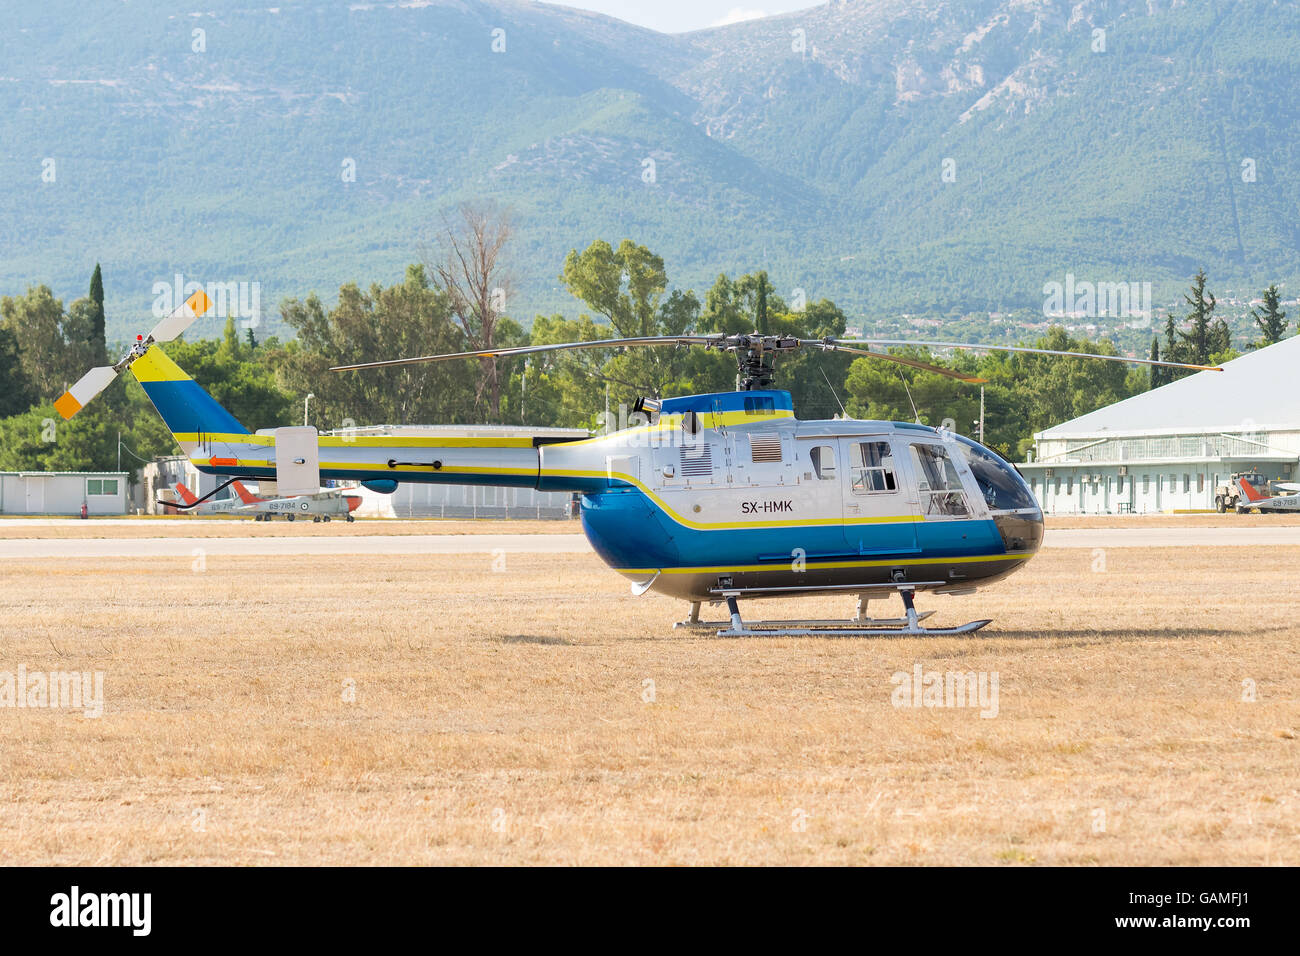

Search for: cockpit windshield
xmin=951 ymin=434 xmax=1038 ymax=512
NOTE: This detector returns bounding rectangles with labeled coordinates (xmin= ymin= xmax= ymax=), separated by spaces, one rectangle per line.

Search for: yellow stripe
xmin=617 ymin=553 xmax=1033 ymax=575
xmin=173 ymin=432 xmax=544 ymax=449
xmin=131 ymin=348 xmax=191 ymax=383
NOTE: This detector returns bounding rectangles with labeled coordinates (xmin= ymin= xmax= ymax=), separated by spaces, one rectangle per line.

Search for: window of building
xmin=1116 ymin=475 xmax=1125 ymax=493
xmin=1197 ymin=474 xmax=1205 ymax=493
xmin=1142 ymin=474 xmax=1150 ymax=493
xmin=87 ymin=478 xmax=118 ymax=496
xmin=1066 ymin=477 xmax=1073 ymax=495
xmin=1183 ymin=474 xmax=1190 ymax=493
xmin=850 ymin=441 xmax=897 ymax=495
xmin=1054 ymin=478 xmax=1061 ymax=495
xmin=808 ymin=445 xmax=835 ymax=480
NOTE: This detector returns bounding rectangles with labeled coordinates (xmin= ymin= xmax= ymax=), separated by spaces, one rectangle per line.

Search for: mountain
xmin=2 ymin=0 xmax=1297 ymax=343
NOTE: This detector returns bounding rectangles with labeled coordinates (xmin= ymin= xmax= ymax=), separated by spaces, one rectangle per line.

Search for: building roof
xmin=1038 ymin=334 xmax=1300 ymax=438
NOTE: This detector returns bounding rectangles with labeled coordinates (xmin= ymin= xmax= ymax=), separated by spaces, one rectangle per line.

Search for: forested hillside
xmin=3 ymin=0 xmax=1297 ymax=341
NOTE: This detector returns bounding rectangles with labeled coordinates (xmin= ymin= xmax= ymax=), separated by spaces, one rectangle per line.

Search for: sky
xmin=543 ymin=1 xmax=817 ymax=34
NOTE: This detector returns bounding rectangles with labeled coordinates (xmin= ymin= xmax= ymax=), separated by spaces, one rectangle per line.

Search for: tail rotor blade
xmin=147 ymin=289 xmax=212 ymax=344
xmin=54 ymin=366 xmax=119 ymax=420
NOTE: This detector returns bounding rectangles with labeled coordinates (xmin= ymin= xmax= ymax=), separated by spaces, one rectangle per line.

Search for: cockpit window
xmin=909 ymin=443 xmax=969 ymax=516
xmin=951 ymin=434 xmax=1038 ymax=511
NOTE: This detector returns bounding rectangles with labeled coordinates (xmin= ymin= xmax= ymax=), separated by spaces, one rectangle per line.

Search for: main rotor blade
xmin=330 ymin=335 xmax=722 ymax=371
xmin=809 ymin=341 xmax=987 ymax=383
xmin=54 ymin=366 xmax=119 ymax=420
xmin=836 ymin=339 xmax=1224 ymax=372
xmin=147 ymin=289 xmax=213 ymax=344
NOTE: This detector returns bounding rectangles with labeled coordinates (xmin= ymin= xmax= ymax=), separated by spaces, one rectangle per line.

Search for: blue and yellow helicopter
xmin=58 ymin=291 xmax=1219 ymax=637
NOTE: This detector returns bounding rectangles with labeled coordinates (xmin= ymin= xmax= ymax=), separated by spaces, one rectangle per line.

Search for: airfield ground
xmin=0 ymin=517 xmax=1296 ymax=865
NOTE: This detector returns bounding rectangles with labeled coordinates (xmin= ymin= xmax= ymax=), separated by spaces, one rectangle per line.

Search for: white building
xmin=0 ymin=472 xmax=129 ymax=515
xmin=1018 ymin=335 xmax=1300 ymax=514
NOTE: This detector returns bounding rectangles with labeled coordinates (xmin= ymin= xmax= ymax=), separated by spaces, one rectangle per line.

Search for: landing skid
xmin=673 ymin=586 xmax=991 ymax=638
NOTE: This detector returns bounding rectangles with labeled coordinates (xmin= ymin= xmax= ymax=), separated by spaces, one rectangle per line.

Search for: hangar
xmin=1018 ymin=334 xmax=1300 ymax=514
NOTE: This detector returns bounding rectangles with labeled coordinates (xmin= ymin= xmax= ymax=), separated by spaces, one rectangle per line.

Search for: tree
xmin=0 ymin=326 xmax=34 ymax=417
xmin=276 ymin=265 xmax=478 ymax=428
xmin=844 ymin=348 xmax=980 ymax=436
xmin=88 ymin=263 xmax=106 ymax=359
xmin=1250 ymin=284 xmax=1287 ymax=346
xmin=1148 ymin=336 xmax=1162 ymax=390
xmin=426 ymin=202 xmax=515 ymax=420
xmin=1178 ymin=269 xmax=1218 ymax=365
xmin=561 ymin=239 xmax=667 ymax=338
xmin=559 ymin=239 xmax=711 ymax=408
xmin=0 ymin=285 xmax=78 ymax=400
xmin=1162 ymin=312 xmax=1182 ymax=367
xmin=738 ymin=271 xmax=774 ymax=334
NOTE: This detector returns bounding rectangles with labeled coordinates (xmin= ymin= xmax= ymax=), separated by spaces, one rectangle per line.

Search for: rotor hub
xmin=709 ymin=333 xmax=803 ymax=390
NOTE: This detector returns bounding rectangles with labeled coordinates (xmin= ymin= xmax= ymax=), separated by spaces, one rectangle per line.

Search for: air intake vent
xmin=679 ymin=442 xmax=713 ymax=477
xmin=748 ymin=432 xmax=782 ymax=463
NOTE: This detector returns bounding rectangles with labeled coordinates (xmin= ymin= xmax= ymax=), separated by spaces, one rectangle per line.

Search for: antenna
xmin=895 ymin=367 xmax=921 ymax=424
xmin=819 ymin=365 xmax=846 ymax=418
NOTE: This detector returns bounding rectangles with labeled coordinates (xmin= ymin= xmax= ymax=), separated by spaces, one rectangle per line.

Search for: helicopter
xmin=57 ymin=291 xmax=1221 ymax=637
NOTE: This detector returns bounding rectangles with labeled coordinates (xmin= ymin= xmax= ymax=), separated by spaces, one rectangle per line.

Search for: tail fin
xmin=231 ymin=480 xmax=263 ymax=504
xmin=174 ymin=482 xmax=199 ymax=505
xmin=1239 ymin=478 xmax=1267 ymax=503
xmin=130 ymin=346 xmax=248 ymax=441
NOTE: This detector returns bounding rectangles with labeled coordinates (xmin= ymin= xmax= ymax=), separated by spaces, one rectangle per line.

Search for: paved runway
xmin=3 ymin=526 xmax=1300 ymax=558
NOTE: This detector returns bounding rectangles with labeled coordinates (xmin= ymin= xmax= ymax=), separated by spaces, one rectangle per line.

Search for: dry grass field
xmin=0 ymin=525 xmax=1297 ymax=865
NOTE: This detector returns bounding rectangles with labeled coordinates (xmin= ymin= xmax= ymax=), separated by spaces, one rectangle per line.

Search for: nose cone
xmin=992 ymin=508 xmax=1044 ymax=554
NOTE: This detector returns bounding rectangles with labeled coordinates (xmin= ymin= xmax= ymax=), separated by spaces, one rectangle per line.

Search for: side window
xmin=850 ymin=441 xmax=897 ymax=495
xmin=809 ymin=445 xmax=835 ymax=480
xmin=909 ymin=443 xmax=969 ymax=516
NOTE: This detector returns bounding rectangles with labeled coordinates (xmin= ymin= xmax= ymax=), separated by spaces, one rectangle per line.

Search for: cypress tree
xmin=88 ymin=263 xmax=106 ymax=362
